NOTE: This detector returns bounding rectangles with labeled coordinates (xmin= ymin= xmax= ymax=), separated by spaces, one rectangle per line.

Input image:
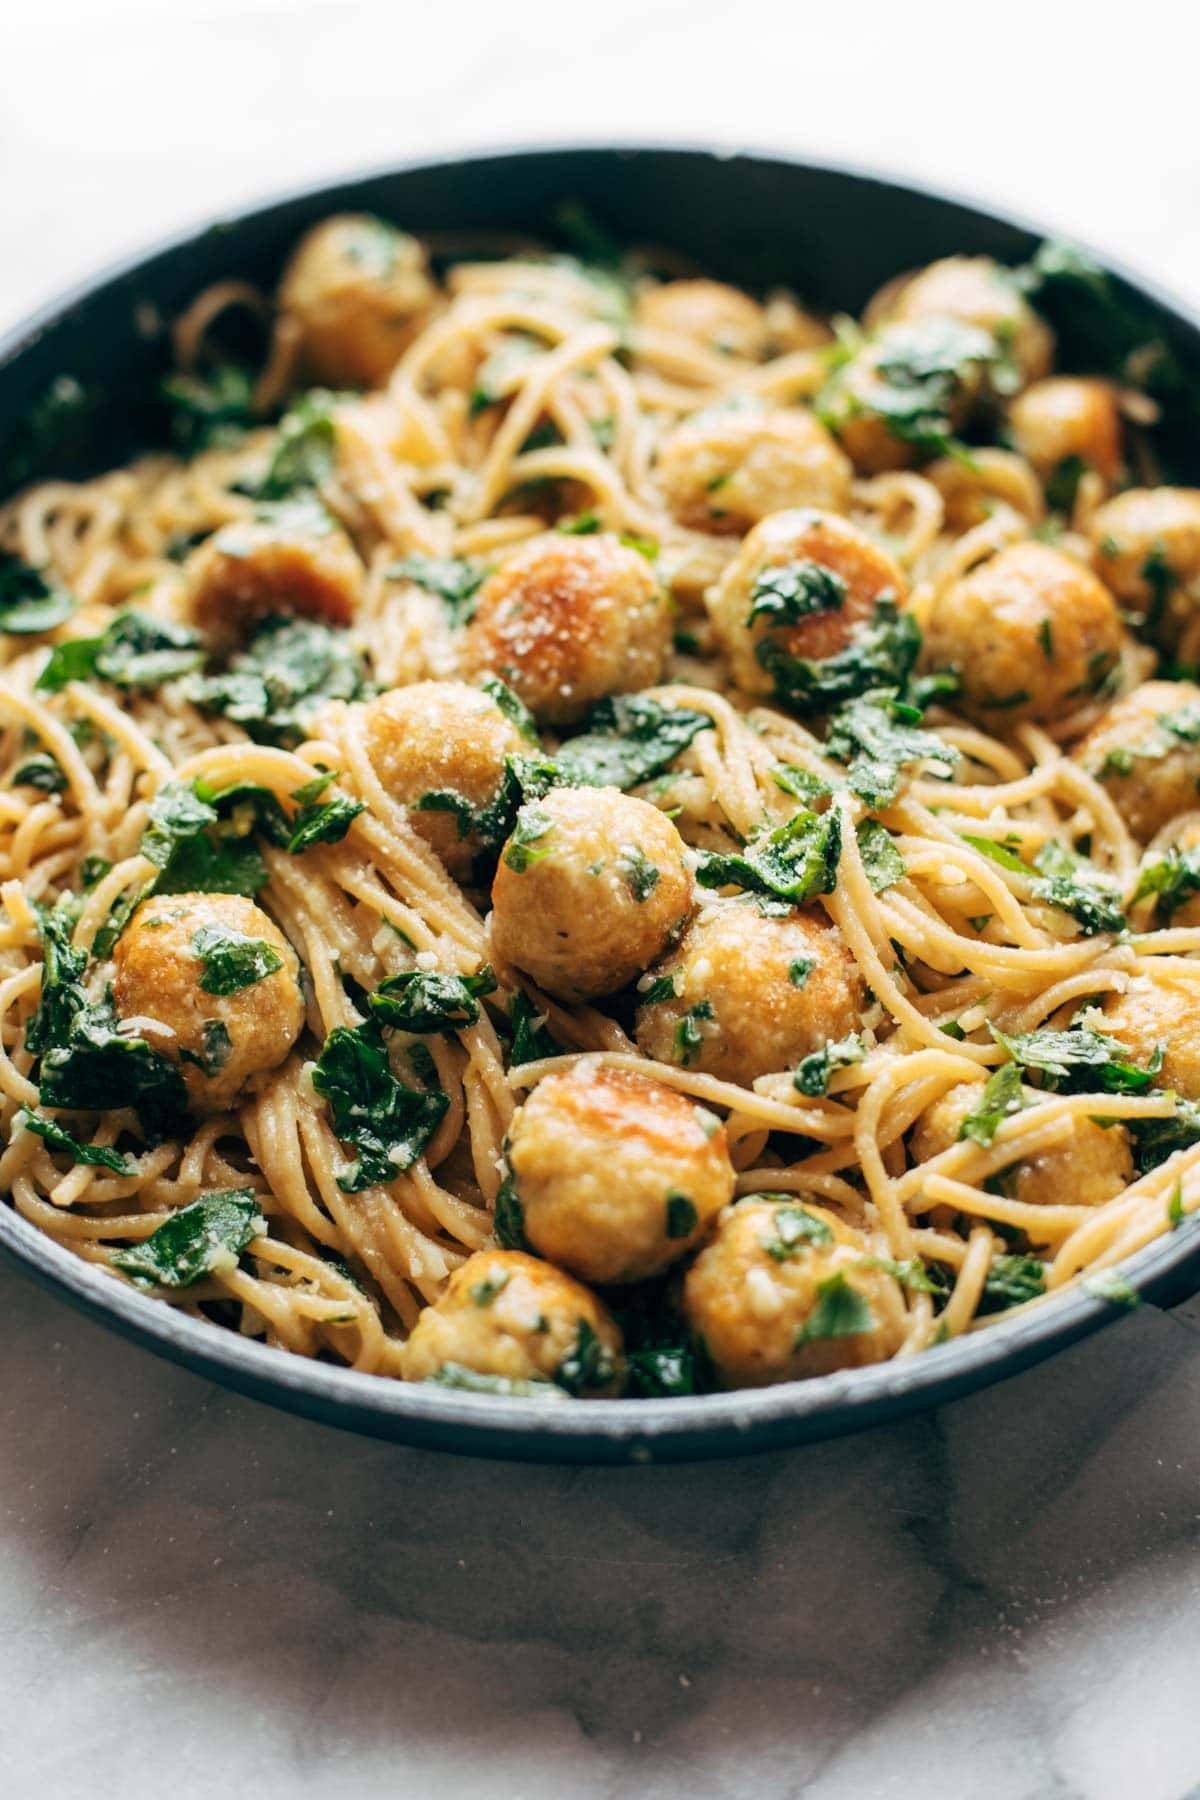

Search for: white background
xmin=3 ymin=0 xmax=1200 ymax=331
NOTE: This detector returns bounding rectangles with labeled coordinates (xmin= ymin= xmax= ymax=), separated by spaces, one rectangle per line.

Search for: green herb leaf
xmin=664 ymin=1192 xmax=699 ymax=1239
xmin=38 ymin=991 xmax=189 ymax=1143
xmin=502 ymin=802 xmax=555 ymax=873
xmin=369 ymin=965 xmax=497 ymax=1035
xmin=160 ymin=364 xmax=256 ymax=454
xmin=993 ymin=1024 xmax=1162 ymax=1095
xmin=553 ymin=694 xmax=712 ymax=791
xmin=555 ymin=1318 xmax=619 ymax=1395
xmin=312 ymin=1021 xmax=450 ymax=1192
xmin=257 ymin=391 xmax=339 ymax=500
xmin=617 ymin=844 xmax=660 ymax=902
xmin=794 ymin=1032 xmax=865 ymax=1097
xmin=696 ymin=808 xmax=840 ymax=903
xmin=508 ymin=993 xmax=562 ymax=1067
xmin=112 ymin=1189 xmax=261 ymax=1287
xmin=855 ymin=818 xmax=906 ymax=893
xmin=980 ymin=1253 xmax=1046 ymax=1311
xmin=390 ymin=554 xmax=489 ymax=623
xmin=758 ymin=1201 xmax=834 ymax=1258
xmin=794 ymin=1272 xmax=875 ymax=1346
xmin=187 ymin=616 xmax=368 ymax=747
xmin=746 ymin=558 xmax=847 ymax=626
xmin=959 ymin=832 xmax=1030 ymax=873
xmin=673 ymin=999 xmax=715 ymax=1068
xmin=285 ymin=790 xmax=364 ymax=853
xmin=826 ymin=687 xmax=959 ymax=806
xmin=425 ymin=1363 xmax=563 ymax=1398
xmin=1029 ymin=840 xmax=1125 ymax=936
xmin=17 ymin=1107 xmax=134 ymax=1173
xmin=11 ymin=752 xmax=66 ymax=793
xmin=0 ymin=552 xmax=76 ymax=635
xmin=191 ymin=922 xmax=284 ymax=995
xmin=756 ymin=597 xmax=920 ymax=713
xmin=1133 ymin=843 xmax=1200 ymax=917
xmin=957 ymin=1061 xmax=1025 ymax=1146
xmin=480 ymin=675 xmax=539 ymax=742
xmin=1131 ymin=1098 xmax=1200 ymax=1172
xmin=493 ymin=1169 xmax=527 ymax=1248
xmin=1082 ymin=1268 xmax=1140 ymax=1307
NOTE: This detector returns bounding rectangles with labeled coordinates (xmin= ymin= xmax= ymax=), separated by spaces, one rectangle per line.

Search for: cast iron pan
xmin=3 ymin=144 xmax=1199 ymax=1463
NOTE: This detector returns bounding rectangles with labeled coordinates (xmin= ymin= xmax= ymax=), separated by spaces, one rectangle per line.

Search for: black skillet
xmin=2 ymin=144 xmax=1198 ymax=1462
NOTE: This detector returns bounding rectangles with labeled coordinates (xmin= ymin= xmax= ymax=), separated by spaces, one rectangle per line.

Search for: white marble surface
xmin=5 ymin=4 xmax=1200 ymax=1795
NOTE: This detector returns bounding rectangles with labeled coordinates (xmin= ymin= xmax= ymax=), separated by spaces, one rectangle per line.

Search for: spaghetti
xmin=1 ymin=211 xmax=1198 ymax=1399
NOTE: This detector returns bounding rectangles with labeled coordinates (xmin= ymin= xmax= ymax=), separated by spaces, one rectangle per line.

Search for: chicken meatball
xmin=459 ymin=533 xmax=669 ymax=728
xmin=655 ymin=402 xmax=851 ymax=534
xmin=363 ymin=679 xmax=530 ymax=879
xmin=278 ymin=213 xmax=438 ymax=388
xmin=490 ymin=785 xmax=693 ymax=1002
xmin=635 ymin=902 xmax=862 ymax=1086
xmin=910 ymin=1080 xmax=1133 ymax=1211
xmin=634 ymin=278 xmax=768 ymax=361
xmin=112 ymin=892 xmax=305 ymax=1116
xmin=400 ymin=1249 xmax=624 ymax=1396
xmin=816 ymin=316 xmax=995 ymax=475
xmin=881 ymin=254 xmax=1054 ymax=385
xmin=504 ymin=1061 xmax=735 ymax=1284
xmin=682 ymin=1196 xmax=908 ymax=1388
xmin=1090 ymin=488 xmax=1200 ymax=653
xmin=185 ymin=502 xmax=364 ymax=645
xmin=922 ymin=542 xmax=1123 ymax=725
xmin=1008 ymin=377 xmax=1123 ymax=491
xmin=1103 ymin=972 xmax=1200 ymax=1099
xmin=1077 ymin=680 xmax=1200 ymax=841
xmin=708 ymin=507 xmax=908 ymax=704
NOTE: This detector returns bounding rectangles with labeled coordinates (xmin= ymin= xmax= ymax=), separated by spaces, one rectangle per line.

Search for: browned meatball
xmin=400 ymin=1249 xmax=625 ymax=1395
xmin=655 ymin=403 xmax=852 ymax=534
xmin=634 ymin=279 xmax=768 ymax=361
xmin=881 ymin=254 xmax=1054 ymax=384
xmin=490 ymin=786 xmax=694 ymax=1003
xmin=459 ymin=533 xmax=669 ymax=727
xmin=923 ymin=542 xmax=1124 ymax=725
xmin=910 ymin=1080 xmax=1133 ymax=1209
xmin=505 ymin=1060 xmax=735 ymax=1284
xmin=682 ymin=1197 xmax=908 ymax=1388
xmin=112 ymin=892 xmax=305 ymax=1115
xmin=1009 ymin=377 xmax=1123 ymax=489
xmin=1103 ymin=972 xmax=1200 ymax=1099
xmin=185 ymin=503 xmax=364 ymax=645
xmin=1090 ymin=488 xmax=1200 ymax=653
xmin=278 ymin=214 xmax=438 ymax=387
xmin=362 ymin=680 xmax=529 ymax=878
xmin=1077 ymin=680 xmax=1200 ymax=840
xmin=708 ymin=507 xmax=908 ymax=701
xmin=635 ymin=902 xmax=862 ymax=1085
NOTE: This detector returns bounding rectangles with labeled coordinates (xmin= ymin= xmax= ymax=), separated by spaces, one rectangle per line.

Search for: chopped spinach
xmin=1133 ymin=843 xmax=1200 ymax=917
xmin=1131 ymin=1098 xmax=1200 ymax=1172
xmin=956 ymin=1062 xmax=1025 ymax=1146
xmin=794 ymin=1271 xmax=875 ymax=1347
xmin=555 ymin=1318 xmax=619 ymax=1395
xmin=817 ymin=316 xmax=997 ymax=460
xmin=111 ymin=1188 xmax=261 ymax=1288
xmin=1082 ymin=1268 xmax=1140 ymax=1307
xmin=696 ymin=807 xmax=840 ymax=903
xmin=992 ymin=1024 xmax=1163 ymax=1094
xmin=390 ymin=554 xmax=489 ymax=623
xmin=746 ymin=558 xmax=847 ymax=626
xmin=756 ymin=597 xmax=920 ymax=713
xmin=794 ymin=1032 xmax=865 ymax=1097
xmin=257 ymin=391 xmax=339 ymax=500
xmin=37 ymin=610 xmax=204 ymax=693
xmin=17 ymin=1107 xmax=134 ymax=1174
xmin=617 ymin=844 xmax=660 ymax=902
xmin=37 ymin=990 xmax=189 ymax=1143
xmin=502 ymin=802 xmax=555 ymax=873
xmin=191 ymin=922 xmax=284 ymax=995
xmin=187 ymin=616 xmax=368 ymax=746
xmin=826 ymin=687 xmax=959 ymax=806
xmin=855 ymin=818 xmax=906 ymax=893
xmin=673 ymin=999 xmax=715 ymax=1068
xmin=311 ymin=1020 xmax=450 ymax=1192
xmin=11 ymin=752 xmax=65 ymax=793
xmin=480 ymin=675 xmax=539 ymax=742
xmin=664 ymin=1192 xmax=699 ymax=1239
xmin=160 ymin=364 xmax=256 ymax=454
xmin=979 ymin=1253 xmax=1046 ymax=1312
xmin=493 ymin=1169 xmax=527 ymax=1248
xmin=553 ymin=694 xmax=712 ymax=790
xmin=0 ymin=553 xmax=76 ymax=635
xmin=1029 ymin=841 xmax=1125 ymax=936
xmin=507 ymin=992 xmax=562 ymax=1067
xmin=369 ymin=965 xmax=497 ymax=1034
xmin=758 ymin=1201 xmax=834 ymax=1257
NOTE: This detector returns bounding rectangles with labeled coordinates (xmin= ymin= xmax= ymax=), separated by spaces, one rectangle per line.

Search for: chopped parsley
xmin=956 ymin=1061 xmax=1025 ymax=1146
xmin=1029 ymin=841 xmax=1125 ymax=936
xmin=756 ymin=597 xmax=921 ymax=714
xmin=673 ymin=999 xmax=715 ymax=1068
xmin=187 ymin=616 xmax=368 ymax=747
xmin=502 ymin=802 xmax=555 ymax=872
xmin=617 ymin=844 xmax=660 ymax=902
xmin=758 ymin=1201 xmax=834 ymax=1257
xmin=855 ymin=818 xmax=906 ymax=893
xmin=979 ymin=1253 xmax=1046 ymax=1312
xmin=552 ymin=694 xmax=712 ymax=790
xmin=746 ymin=558 xmax=847 ymax=626
xmin=17 ymin=1107 xmax=134 ymax=1174
xmin=992 ymin=1023 xmax=1163 ymax=1094
xmin=794 ymin=1272 xmax=875 ymax=1347
xmin=390 ymin=555 xmax=489 ymax=623
xmin=826 ymin=687 xmax=959 ymax=806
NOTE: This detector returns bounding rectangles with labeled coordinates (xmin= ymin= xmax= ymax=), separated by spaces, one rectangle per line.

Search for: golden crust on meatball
xmin=634 ymin=279 xmax=768 ymax=362
xmin=505 ymin=1060 xmax=735 ymax=1285
xmin=1103 ymin=972 xmax=1200 ymax=1100
xmin=112 ymin=892 xmax=305 ymax=1116
xmin=655 ymin=403 xmax=852 ymax=534
xmin=184 ymin=503 xmax=364 ymax=645
xmin=882 ymin=254 xmax=1054 ymax=385
xmin=635 ymin=902 xmax=862 ymax=1086
xmin=490 ymin=785 xmax=694 ymax=1002
xmin=1077 ymin=680 xmax=1200 ymax=841
xmin=1008 ymin=377 xmax=1122 ymax=487
xmin=459 ymin=532 xmax=670 ymax=727
xmin=363 ymin=679 xmax=529 ymax=878
xmin=399 ymin=1248 xmax=625 ymax=1395
xmin=682 ymin=1197 xmax=908 ymax=1388
xmin=1090 ymin=488 xmax=1200 ymax=655
xmin=708 ymin=507 xmax=908 ymax=701
xmin=922 ymin=541 xmax=1124 ymax=725
xmin=278 ymin=213 xmax=438 ymax=388
xmin=910 ymin=1080 xmax=1132 ymax=1210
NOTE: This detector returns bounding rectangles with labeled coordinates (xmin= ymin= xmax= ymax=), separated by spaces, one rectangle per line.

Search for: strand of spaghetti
xmin=938 ymin=1226 xmax=995 ymax=1338
xmin=917 ymin=1172 xmax=1093 ymax=1240
xmin=0 ymin=682 xmax=103 ymax=812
